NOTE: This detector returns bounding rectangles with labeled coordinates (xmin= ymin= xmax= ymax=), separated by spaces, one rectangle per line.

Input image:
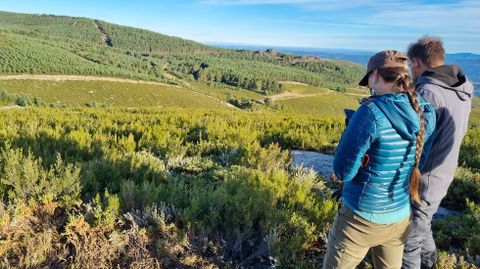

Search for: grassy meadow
xmin=0 ymin=79 xmax=230 ymax=109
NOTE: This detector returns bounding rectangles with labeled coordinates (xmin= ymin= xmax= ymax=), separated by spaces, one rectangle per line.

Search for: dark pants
xmin=402 ymin=200 xmax=441 ymax=269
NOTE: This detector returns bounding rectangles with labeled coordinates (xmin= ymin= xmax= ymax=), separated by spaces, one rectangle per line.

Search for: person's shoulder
xmin=357 ymin=100 xmax=377 ymax=117
xmin=416 ymin=83 xmax=445 ymax=109
xmin=355 ymin=99 xmax=385 ymax=127
xmin=366 ymin=95 xmax=391 ymax=114
xmin=416 ymin=81 xmax=441 ymax=96
xmin=344 ymin=102 xmax=378 ymax=139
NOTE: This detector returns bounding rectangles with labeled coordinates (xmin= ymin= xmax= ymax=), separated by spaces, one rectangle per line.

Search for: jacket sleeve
xmin=419 ymin=102 xmax=437 ymax=170
xmin=333 ymin=104 xmax=376 ymax=182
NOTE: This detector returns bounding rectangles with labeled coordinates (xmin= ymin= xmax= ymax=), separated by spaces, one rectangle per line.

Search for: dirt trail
xmin=278 ymin=81 xmax=310 ymax=86
xmin=0 ymin=105 xmax=24 ymax=111
xmin=94 ymin=20 xmax=113 ymax=47
xmin=268 ymin=91 xmax=318 ymax=101
xmin=0 ymin=74 xmax=180 ymax=87
xmin=183 ymin=84 xmax=238 ymax=110
xmin=162 ymin=75 xmax=238 ymax=110
xmin=196 ymin=92 xmax=238 ymax=109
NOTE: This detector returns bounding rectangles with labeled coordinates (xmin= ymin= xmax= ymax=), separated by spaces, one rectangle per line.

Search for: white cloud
xmin=200 ymin=0 xmax=479 ymax=18
xmin=366 ymin=1 xmax=480 ymax=30
xmin=200 ymin=0 xmax=424 ymax=10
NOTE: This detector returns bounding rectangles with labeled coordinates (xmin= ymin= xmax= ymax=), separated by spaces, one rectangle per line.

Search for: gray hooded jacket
xmin=416 ymin=65 xmax=473 ymax=202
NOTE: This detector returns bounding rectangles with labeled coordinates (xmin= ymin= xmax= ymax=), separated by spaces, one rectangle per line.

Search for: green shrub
xmin=435 ymin=251 xmax=479 ymax=269
xmin=0 ymin=89 xmax=46 ymax=107
xmin=14 ymin=96 xmax=30 ymax=107
xmin=84 ymin=101 xmax=111 ymax=108
xmin=89 ymin=190 xmax=120 ymax=229
xmin=5 ymin=106 xmax=479 ymax=267
xmin=461 ymin=128 xmax=480 ymax=169
xmin=0 ymin=145 xmax=81 ymax=207
xmin=227 ymin=96 xmax=257 ymax=110
xmin=433 ymin=200 xmax=480 ymax=260
xmin=443 ymin=167 xmax=480 ymax=211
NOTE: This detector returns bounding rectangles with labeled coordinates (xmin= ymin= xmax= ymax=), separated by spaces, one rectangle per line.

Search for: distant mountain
xmin=446 ymin=54 xmax=480 ymax=96
xmin=211 ymin=43 xmax=479 ymax=96
xmin=446 ymin=53 xmax=480 ymax=60
xmin=208 ymin=43 xmax=373 ymax=65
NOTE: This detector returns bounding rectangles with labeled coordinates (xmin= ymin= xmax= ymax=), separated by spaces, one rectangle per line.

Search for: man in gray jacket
xmin=402 ymin=36 xmax=474 ymax=268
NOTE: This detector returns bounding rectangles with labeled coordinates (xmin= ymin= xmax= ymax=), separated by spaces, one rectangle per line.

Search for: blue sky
xmin=1 ymin=0 xmax=479 ymax=53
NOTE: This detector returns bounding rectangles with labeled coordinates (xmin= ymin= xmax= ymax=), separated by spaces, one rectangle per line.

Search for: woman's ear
xmin=372 ymin=69 xmax=379 ymax=84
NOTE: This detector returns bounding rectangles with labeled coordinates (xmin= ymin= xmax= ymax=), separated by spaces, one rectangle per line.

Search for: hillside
xmin=0 ymin=10 xmax=365 ymax=95
xmin=0 ymin=11 xmax=214 ymax=54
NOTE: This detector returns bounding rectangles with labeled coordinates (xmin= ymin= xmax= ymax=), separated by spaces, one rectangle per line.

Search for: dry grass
xmin=0 ymin=201 xmax=221 ymax=269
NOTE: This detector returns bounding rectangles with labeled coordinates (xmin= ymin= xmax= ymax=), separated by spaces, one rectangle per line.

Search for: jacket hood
xmin=416 ymin=65 xmax=474 ymax=101
xmin=372 ymin=93 xmax=421 ymax=140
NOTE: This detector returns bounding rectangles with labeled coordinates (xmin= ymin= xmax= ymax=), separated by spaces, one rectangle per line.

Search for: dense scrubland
xmin=0 ymin=93 xmax=479 ymax=268
xmin=0 ymin=10 xmax=479 ymax=269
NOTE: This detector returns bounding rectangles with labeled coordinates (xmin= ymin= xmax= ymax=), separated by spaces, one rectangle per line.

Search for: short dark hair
xmin=407 ymin=36 xmax=445 ymax=67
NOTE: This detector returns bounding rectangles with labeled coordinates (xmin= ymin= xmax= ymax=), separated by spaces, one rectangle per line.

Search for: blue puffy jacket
xmin=334 ymin=93 xmax=436 ymax=224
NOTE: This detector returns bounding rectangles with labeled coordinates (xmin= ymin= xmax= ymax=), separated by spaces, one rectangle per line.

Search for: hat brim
xmin=358 ymin=72 xmax=370 ymax=87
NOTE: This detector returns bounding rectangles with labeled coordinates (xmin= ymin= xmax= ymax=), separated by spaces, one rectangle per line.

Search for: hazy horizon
xmin=204 ymin=41 xmax=480 ymax=55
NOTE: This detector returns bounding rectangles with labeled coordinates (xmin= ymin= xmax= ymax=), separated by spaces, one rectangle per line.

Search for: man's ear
xmin=411 ymin=57 xmax=420 ymax=68
xmin=412 ymin=57 xmax=427 ymax=69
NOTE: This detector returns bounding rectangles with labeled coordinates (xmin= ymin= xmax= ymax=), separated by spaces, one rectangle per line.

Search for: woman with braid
xmin=322 ymin=50 xmax=436 ymax=269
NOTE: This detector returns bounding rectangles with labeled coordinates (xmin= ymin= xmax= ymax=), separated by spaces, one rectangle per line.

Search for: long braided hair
xmin=376 ymin=67 xmax=425 ymax=205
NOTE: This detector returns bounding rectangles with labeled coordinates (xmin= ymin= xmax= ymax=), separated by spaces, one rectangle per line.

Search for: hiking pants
xmin=322 ymin=204 xmax=411 ymax=269
xmin=402 ymin=200 xmax=441 ymax=269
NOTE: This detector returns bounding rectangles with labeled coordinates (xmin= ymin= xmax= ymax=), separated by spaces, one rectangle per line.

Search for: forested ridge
xmin=0 ymin=11 xmax=365 ymax=94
